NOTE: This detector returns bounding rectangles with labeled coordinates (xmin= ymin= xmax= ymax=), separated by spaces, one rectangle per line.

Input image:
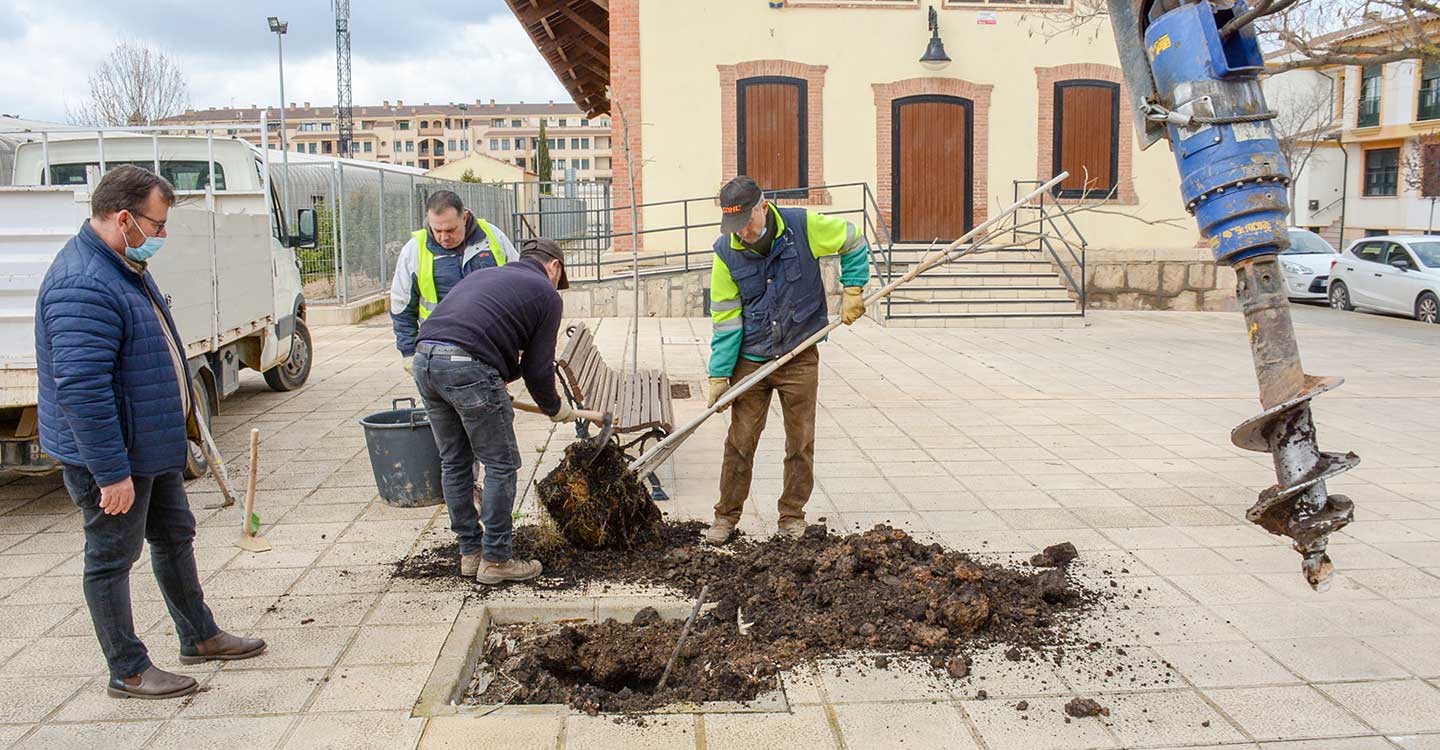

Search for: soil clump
xmin=414 ymin=522 xmax=1101 ymax=714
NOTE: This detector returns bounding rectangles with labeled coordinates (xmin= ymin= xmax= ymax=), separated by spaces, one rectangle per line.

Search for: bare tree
xmin=1031 ymin=0 xmax=1440 ymax=74
xmin=1269 ymin=72 xmax=1339 ymax=186
xmin=1401 ymin=130 xmax=1440 ymax=192
xmin=68 ymin=41 xmax=190 ymax=127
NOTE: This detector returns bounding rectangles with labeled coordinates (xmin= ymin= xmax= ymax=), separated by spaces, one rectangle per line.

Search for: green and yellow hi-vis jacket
xmin=709 ymin=204 xmax=870 ymax=378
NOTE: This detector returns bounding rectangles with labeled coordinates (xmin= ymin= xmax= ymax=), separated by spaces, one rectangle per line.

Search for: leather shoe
xmin=107 ymin=666 xmax=198 ymax=700
xmin=179 ymin=631 xmax=267 ymax=665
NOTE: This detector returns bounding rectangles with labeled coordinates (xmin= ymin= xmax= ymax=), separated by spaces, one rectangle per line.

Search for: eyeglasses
xmin=129 ymin=210 xmax=167 ymax=234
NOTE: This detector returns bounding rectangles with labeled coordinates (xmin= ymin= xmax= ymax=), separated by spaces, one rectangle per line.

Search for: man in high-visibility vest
xmin=390 ymin=190 xmax=517 ymax=371
xmin=705 ymin=176 xmax=870 ymax=545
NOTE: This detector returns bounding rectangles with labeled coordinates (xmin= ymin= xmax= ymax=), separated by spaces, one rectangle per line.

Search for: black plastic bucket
xmin=360 ymin=398 xmax=444 ymax=508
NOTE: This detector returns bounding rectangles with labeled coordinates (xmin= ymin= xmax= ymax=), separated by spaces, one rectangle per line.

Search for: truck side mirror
xmin=291 ymin=208 xmax=317 ymax=249
xmin=1390 ymin=258 xmax=1412 ymax=271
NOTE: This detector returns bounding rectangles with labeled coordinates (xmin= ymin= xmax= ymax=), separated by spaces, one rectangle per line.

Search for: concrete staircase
xmin=876 ymin=244 xmax=1085 ymax=328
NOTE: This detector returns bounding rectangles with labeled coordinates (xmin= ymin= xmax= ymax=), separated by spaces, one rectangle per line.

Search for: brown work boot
xmin=476 ymin=558 xmax=542 ymax=585
xmin=777 ymin=519 xmax=807 ymax=539
xmin=107 ymin=666 xmax=198 ymax=700
xmin=460 ymin=551 xmax=483 ymax=578
xmin=704 ymin=517 xmax=737 ymax=545
xmin=178 ymin=631 xmax=267 ymax=665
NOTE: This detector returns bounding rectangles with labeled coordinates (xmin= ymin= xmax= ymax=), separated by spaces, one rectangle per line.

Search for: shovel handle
xmin=512 ymin=399 xmax=607 ymax=423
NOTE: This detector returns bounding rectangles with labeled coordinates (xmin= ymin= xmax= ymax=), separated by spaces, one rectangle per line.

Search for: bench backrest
xmin=556 ymin=322 xmax=673 ymax=435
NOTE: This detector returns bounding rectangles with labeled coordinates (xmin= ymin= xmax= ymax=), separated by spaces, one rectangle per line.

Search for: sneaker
xmin=704 ymin=517 xmax=737 ymax=545
xmin=107 ymin=666 xmax=198 ymax=700
xmin=777 ymin=519 xmax=807 ymax=539
xmin=460 ymin=552 xmax=483 ymax=578
xmin=476 ymin=558 xmax=543 ymax=585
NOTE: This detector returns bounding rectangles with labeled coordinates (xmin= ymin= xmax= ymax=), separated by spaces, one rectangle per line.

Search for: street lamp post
xmin=268 ymin=16 xmax=291 ymax=218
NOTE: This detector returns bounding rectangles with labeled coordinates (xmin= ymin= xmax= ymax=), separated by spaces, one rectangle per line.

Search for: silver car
xmin=1328 ymin=235 xmax=1440 ymax=324
xmin=1280 ymin=228 xmax=1339 ymax=301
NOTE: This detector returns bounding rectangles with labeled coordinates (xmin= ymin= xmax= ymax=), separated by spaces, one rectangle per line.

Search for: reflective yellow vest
xmin=414 ymin=220 xmax=505 ymax=320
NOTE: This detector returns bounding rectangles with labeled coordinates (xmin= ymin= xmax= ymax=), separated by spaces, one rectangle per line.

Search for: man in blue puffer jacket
xmin=36 ymin=165 xmax=265 ymax=700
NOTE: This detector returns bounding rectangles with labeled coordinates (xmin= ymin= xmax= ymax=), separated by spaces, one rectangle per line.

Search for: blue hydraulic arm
xmin=1107 ymin=0 xmax=1356 ymax=591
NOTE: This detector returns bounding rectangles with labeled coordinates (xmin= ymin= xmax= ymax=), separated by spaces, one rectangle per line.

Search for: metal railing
xmin=1013 ymin=179 xmax=1089 ymax=311
xmin=509 ymin=182 xmax=890 ymax=284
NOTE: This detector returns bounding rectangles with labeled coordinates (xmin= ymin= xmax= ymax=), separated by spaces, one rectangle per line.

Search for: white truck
xmin=0 ymin=123 xmax=316 ymax=478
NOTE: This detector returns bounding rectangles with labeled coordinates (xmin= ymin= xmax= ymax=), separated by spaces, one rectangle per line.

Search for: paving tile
xmin=1099 ymin=689 xmax=1246 ymax=747
xmin=705 ymin=705 xmax=838 ymax=750
xmin=341 ymin=624 xmax=450 ymax=665
xmin=1258 ymin=637 xmax=1410 ymax=682
xmin=256 ymin=593 xmax=380 ymax=629
xmin=1318 ymin=680 xmax=1440 ymax=734
xmin=11 ymin=721 xmax=159 ymax=750
xmin=0 ymin=677 xmax=87 ymax=723
xmin=1364 ymin=634 xmax=1440 ymax=679
xmin=1259 ymin=739 xmax=1396 ymax=750
xmin=310 ymin=664 xmax=432 ymax=712
xmin=832 ymin=701 xmax=977 ymax=750
xmin=285 ymin=709 xmax=425 ymax=750
xmin=817 ymin=659 xmax=950 ymax=703
xmin=1205 ymin=685 xmax=1371 ymax=741
xmin=961 ymin=695 xmax=1117 ymax=750
xmin=1392 ymin=734 xmax=1440 ymax=749
xmin=1154 ymin=641 xmax=1299 ymax=688
xmin=564 ymin=713 xmax=695 ymax=750
xmin=147 ymin=715 xmax=294 ymax=750
xmin=0 ymin=725 xmax=33 ymax=748
xmin=178 ymin=667 xmax=326 ymax=717
xmin=50 ymin=676 xmax=186 ymax=723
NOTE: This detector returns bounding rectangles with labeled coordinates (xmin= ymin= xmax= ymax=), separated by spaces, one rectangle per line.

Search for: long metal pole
xmin=276 ymin=31 xmax=291 ymax=218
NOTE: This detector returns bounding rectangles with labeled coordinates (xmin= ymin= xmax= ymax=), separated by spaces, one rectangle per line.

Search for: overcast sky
xmin=0 ymin=0 xmax=573 ymax=122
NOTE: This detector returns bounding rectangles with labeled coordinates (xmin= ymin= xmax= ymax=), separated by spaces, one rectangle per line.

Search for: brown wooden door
xmin=738 ymin=77 xmax=807 ymax=196
xmin=893 ymin=96 xmax=972 ymax=243
xmin=1054 ymin=81 xmax=1120 ymax=198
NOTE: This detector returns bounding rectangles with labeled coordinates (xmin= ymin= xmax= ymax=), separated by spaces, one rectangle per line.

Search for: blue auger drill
xmin=1107 ymin=0 xmax=1357 ymax=591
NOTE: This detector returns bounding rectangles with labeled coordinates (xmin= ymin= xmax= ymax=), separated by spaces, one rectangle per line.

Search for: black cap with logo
xmin=719 ymin=176 xmax=763 ymax=235
xmin=519 ymin=237 xmax=570 ymax=290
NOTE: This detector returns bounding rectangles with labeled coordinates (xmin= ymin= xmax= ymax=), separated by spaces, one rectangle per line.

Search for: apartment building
xmin=159 ymin=101 xmax=614 ymax=181
xmin=1265 ymin=24 xmax=1440 ymax=247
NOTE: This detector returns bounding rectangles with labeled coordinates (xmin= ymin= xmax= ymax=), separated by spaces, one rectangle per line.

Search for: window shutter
xmin=737 ymin=77 xmax=807 ymax=195
xmin=1054 ymin=81 xmax=1120 ymax=198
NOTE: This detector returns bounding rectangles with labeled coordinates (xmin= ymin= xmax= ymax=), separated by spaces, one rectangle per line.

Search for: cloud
xmin=0 ymin=0 xmax=572 ymax=122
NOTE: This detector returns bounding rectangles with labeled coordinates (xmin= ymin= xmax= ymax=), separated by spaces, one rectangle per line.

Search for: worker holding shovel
xmin=412 ymin=237 xmax=576 ymax=584
xmin=705 ymin=176 xmax=870 ymax=544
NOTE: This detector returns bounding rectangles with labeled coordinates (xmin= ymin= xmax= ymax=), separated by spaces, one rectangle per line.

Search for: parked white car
xmin=1280 ymin=228 xmax=1339 ymax=301
xmin=1328 ymin=235 xmax=1440 ymax=324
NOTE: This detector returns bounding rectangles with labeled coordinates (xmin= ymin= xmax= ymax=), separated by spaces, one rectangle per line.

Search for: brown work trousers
xmin=715 ymin=346 xmax=819 ymax=525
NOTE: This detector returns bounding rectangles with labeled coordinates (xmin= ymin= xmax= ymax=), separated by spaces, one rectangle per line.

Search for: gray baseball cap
xmin=719 ymin=176 xmax=763 ymax=235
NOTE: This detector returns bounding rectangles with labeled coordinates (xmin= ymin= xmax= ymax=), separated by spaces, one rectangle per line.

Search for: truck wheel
xmin=183 ymin=376 xmax=213 ymax=480
xmin=265 ymin=319 xmax=313 ymax=392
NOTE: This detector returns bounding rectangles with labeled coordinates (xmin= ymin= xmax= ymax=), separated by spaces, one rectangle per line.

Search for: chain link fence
xmin=274 ymin=161 xmax=590 ymax=304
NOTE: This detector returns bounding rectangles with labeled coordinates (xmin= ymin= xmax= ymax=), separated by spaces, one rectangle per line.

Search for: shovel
xmin=512 ymin=399 xmax=616 ymax=465
xmin=194 ymin=416 xmax=238 ymax=509
xmin=234 ymin=428 xmax=271 ymax=553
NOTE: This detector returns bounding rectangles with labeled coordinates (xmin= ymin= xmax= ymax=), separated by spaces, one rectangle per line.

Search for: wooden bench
xmin=555 ymin=322 xmax=673 ymax=500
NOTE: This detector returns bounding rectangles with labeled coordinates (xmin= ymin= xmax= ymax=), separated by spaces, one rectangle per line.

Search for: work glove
xmin=708 ymin=377 xmax=732 ymax=412
xmin=550 ymin=403 xmax=577 ymax=423
xmin=841 ymin=287 xmax=866 ymax=325
xmin=402 ymin=356 xmax=414 ymax=375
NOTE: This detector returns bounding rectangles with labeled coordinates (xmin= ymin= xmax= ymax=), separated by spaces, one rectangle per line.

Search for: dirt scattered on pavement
xmin=1065 ymin=697 xmax=1111 ymax=718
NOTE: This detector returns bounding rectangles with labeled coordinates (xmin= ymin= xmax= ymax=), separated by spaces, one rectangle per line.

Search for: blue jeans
xmin=413 ymin=343 xmax=522 ymax=562
xmin=61 ymin=466 xmax=220 ymax=681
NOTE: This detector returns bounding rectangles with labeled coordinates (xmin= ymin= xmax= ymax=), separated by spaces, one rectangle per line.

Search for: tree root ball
xmin=536 ymin=441 xmax=661 ymax=550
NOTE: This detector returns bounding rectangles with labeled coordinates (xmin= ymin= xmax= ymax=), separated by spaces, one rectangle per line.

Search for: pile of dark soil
xmin=535 ymin=441 xmax=661 ymax=550
xmin=438 ymin=524 xmax=1098 ymax=714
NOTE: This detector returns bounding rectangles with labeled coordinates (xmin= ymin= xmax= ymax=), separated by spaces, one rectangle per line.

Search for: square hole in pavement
xmin=670 ymin=383 xmax=693 ymax=400
xmin=413 ymin=597 xmax=790 ymax=718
